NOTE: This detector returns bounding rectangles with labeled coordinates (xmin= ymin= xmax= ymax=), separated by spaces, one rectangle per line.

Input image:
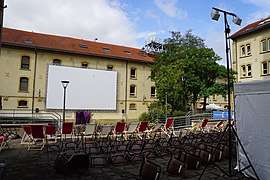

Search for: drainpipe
xmin=125 ymin=61 xmax=128 ymax=120
xmin=31 ymin=48 xmax=37 ymax=114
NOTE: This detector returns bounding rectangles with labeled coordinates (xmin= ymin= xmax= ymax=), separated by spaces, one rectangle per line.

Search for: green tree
xmin=151 ymin=30 xmax=227 ymax=114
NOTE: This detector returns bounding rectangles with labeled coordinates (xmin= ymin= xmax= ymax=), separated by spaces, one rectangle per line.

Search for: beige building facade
xmin=0 ymin=28 xmax=156 ymax=123
xmin=231 ymin=16 xmax=270 ymax=82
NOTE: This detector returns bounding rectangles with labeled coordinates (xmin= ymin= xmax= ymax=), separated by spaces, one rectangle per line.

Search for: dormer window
xmin=79 ymin=44 xmax=88 ymax=48
xmin=139 ymin=51 xmax=146 ymax=56
xmin=24 ymin=40 xmax=32 ymax=44
xmin=124 ymin=50 xmax=131 ymax=55
xmin=103 ymin=47 xmax=111 ymax=52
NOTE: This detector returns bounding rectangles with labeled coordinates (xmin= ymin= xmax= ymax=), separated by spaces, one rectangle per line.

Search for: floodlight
xmin=233 ymin=16 xmax=242 ymax=26
xmin=211 ymin=10 xmax=220 ymax=21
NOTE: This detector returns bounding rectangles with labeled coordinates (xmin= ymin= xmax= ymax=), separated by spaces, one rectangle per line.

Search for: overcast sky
xmin=3 ymin=0 xmax=270 ymax=65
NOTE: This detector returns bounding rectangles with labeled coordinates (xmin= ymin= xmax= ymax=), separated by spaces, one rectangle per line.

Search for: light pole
xmin=200 ymin=7 xmax=259 ymax=179
xmin=61 ymin=80 xmax=69 ymax=123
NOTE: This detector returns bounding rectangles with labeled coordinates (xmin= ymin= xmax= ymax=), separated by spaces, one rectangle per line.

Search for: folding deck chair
xmin=28 ymin=125 xmax=46 ymax=150
xmin=160 ymin=118 xmax=174 ymax=137
xmin=135 ymin=121 xmax=149 ymax=139
xmin=44 ymin=125 xmax=60 ymax=151
xmin=208 ymin=120 xmax=224 ymax=132
xmin=113 ymin=122 xmax=126 ymax=140
xmin=0 ymin=126 xmax=9 ymax=152
xmin=196 ymin=118 xmax=209 ymax=133
xmin=21 ymin=125 xmax=33 ymax=145
xmin=124 ymin=122 xmax=139 ymax=140
xmin=139 ymin=158 xmax=162 ymax=180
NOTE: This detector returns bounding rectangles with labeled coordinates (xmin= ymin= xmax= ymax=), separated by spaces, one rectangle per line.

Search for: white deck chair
xmin=82 ymin=123 xmax=97 ymax=140
xmin=124 ymin=122 xmax=138 ymax=139
xmin=97 ymin=125 xmax=113 ymax=139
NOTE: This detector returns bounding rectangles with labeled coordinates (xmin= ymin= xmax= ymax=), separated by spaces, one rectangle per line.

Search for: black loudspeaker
xmin=122 ymin=109 xmax=125 ymax=114
xmin=54 ymin=153 xmax=89 ymax=174
xmin=35 ymin=107 xmax=39 ymax=113
xmin=66 ymin=153 xmax=89 ymax=172
xmin=54 ymin=153 xmax=68 ymax=174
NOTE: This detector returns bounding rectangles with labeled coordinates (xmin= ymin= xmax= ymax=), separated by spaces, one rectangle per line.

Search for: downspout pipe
xmin=125 ymin=61 xmax=128 ymax=120
xmin=31 ymin=48 xmax=37 ymax=114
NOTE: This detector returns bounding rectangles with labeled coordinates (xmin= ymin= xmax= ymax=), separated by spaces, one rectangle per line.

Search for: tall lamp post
xmin=211 ymin=7 xmax=241 ymax=175
xmin=61 ymin=80 xmax=69 ymax=124
xmin=200 ymin=8 xmax=259 ymax=179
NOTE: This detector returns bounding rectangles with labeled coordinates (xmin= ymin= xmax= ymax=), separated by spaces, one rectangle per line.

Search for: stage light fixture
xmin=211 ymin=10 xmax=220 ymax=21
xmin=233 ymin=16 xmax=242 ymax=26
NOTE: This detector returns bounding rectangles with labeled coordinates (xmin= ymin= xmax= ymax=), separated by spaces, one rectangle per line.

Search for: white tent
xmin=234 ymin=79 xmax=270 ymax=179
xmin=206 ymin=103 xmax=222 ymax=110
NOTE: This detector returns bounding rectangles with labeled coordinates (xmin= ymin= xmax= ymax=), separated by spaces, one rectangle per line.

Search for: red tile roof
xmin=2 ymin=27 xmax=154 ymax=63
xmin=230 ymin=16 xmax=270 ymax=39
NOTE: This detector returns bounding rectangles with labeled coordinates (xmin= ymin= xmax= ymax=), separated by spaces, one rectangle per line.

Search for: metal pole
xmin=63 ymin=86 xmax=66 ymax=123
xmin=165 ymin=90 xmax=168 ymax=119
xmin=223 ymin=12 xmax=233 ymax=175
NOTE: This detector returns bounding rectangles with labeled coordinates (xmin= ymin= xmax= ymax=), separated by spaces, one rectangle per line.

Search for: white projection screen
xmin=46 ymin=65 xmax=118 ymax=110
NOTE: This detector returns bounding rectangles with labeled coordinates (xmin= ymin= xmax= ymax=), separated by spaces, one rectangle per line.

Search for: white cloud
xmin=4 ymin=0 xmax=138 ymax=47
xmin=205 ymin=30 xmax=227 ymax=66
xmin=154 ymin=0 xmax=187 ymax=19
xmin=241 ymin=0 xmax=270 ymax=23
xmin=241 ymin=0 xmax=270 ymax=6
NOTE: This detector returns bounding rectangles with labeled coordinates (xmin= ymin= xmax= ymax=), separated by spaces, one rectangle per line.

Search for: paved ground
xmin=0 ymin=137 xmax=256 ymax=180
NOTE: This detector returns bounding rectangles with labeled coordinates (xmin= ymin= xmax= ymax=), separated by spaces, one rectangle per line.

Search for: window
xmin=103 ymin=47 xmax=111 ymax=52
xmin=130 ymin=68 xmax=136 ymax=79
xmin=53 ymin=59 xmax=61 ymax=65
xmin=107 ymin=65 xmax=114 ymax=70
xmin=268 ymin=39 xmax=270 ymax=51
xmin=129 ymin=103 xmax=136 ymax=110
xmin=124 ymin=50 xmax=131 ymax=55
xmin=262 ymin=61 xmax=268 ymax=75
xmin=212 ymin=95 xmax=216 ymax=101
xmin=241 ymin=45 xmax=245 ymax=56
xmin=18 ymin=100 xmax=28 ymax=107
xmin=82 ymin=62 xmax=88 ymax=68
xmin=139 ymin=51 xmax=146 ymax=56
xmin=241 ymin=65 xmax=246 ymax=77
xmin=79 ymin=44 xmax=88 ymax=48
xmin=246 ymin=44 xmax=251 ymax=55
xmin=261 ymin=39 xmax=266 ymax=52
xmin=130 ymin=85 xmax=136 ymax=97
xmin=21 ymin=56 xmax=30 ymax=69
xmin=247 ymin=64 xmax=252 ymax=77
xmin=19 ymin=77 xmax=29 ymax=92
xmin=151 ymin=86 xmax=156 ymax=98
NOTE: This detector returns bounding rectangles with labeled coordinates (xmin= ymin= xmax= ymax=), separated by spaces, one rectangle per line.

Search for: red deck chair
xmin=0 ymin=135 xmax=9 ymax=152
xmin=61 ymin=122 xmax=74 ymax=141
xmin=197 ymin=118 xmax=209 ymax=133
xmin=21 ymin=125 xmax=33 ymax=145
xmin=136 ymin=121 xmax=149 ymax=139
xmin=44 ymin=125 xmax=59 ymax=151
xmin=208 ymin=120 xmax=224 ymax=132
xmin=28 ymin=125 xmax=45 ymax=150
xmin=161 ymin=118 xmax=174 ymax=137
xmin=114 ymin=122 xmax=126 ymax=140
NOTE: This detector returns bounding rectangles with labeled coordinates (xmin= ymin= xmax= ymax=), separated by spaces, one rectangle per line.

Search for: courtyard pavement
xmin=0 ymin=137 xmax=256 ymax=180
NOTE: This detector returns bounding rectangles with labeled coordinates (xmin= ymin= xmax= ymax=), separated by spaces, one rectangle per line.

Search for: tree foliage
xmin=150 ymin=30 xmax=227 ymax=115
